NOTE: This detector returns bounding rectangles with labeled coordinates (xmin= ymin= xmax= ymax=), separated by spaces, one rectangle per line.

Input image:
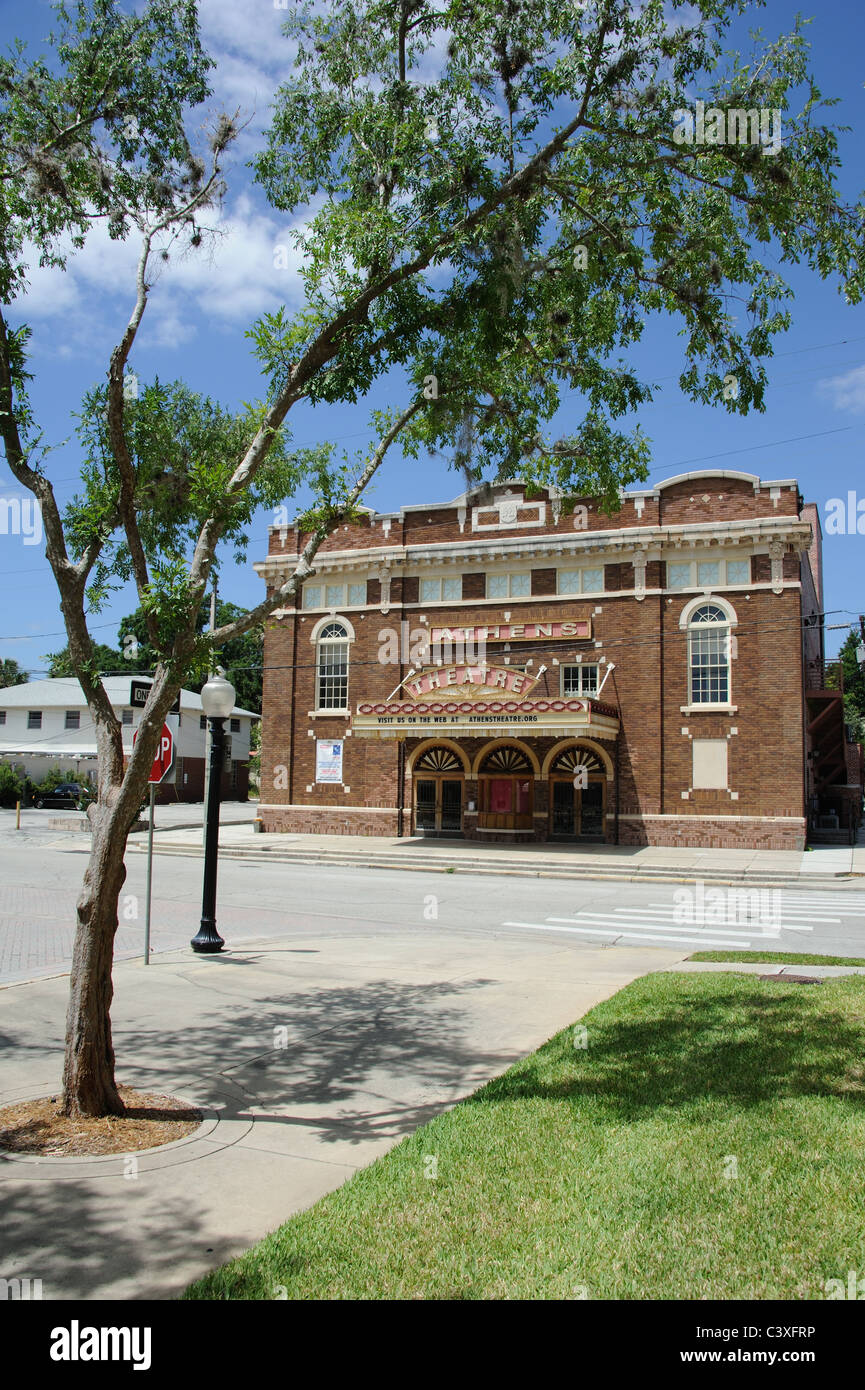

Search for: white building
xmin=0 ymin=676 xmax=257 ymax=802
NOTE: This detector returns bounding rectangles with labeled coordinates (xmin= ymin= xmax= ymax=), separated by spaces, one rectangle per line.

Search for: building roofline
xmin=650 ymin=469 xmax=799 ymax=493
xmin=257 ymin=514 xmax=813 ymax=576
xmin=267 ymin=471 xmax=802 ymax=533
xmin=0 ymin=675 xmax=259 ymax=719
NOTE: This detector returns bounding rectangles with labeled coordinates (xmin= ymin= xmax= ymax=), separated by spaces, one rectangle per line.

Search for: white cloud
xmin=195 ymin=0 xmax=300 ymax=152
xmin=199 ymin=0 xmax=294 ymax=71
xmin=17 ymin=192 xmax=310 ymax=356
xmin=818 ymin=364 xmax=865 ymax=414
xmin=138 ymin=310 xmax=197 ymax=351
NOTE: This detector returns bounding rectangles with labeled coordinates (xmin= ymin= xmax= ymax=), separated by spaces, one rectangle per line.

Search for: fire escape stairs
xmin=806 ymin=686 xmax=853 ymax=842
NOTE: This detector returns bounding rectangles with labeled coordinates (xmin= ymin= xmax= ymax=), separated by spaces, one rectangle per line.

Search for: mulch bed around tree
xmin=0 ymin=1086 xmax=203 ymax=1157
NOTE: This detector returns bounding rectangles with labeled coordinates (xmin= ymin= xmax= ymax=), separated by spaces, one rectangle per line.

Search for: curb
xmin=666 ymin=961 xmax=865 ymax=978
xmin=126 ymin=840 xmax=860 ymax=889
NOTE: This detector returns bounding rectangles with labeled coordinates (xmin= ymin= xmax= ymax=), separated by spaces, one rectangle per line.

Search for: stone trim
xmin=616 ymin=813 xmax=803 ymax=823
xmin=279 ymin=579 xmax=801 ymax=620
xmin=257 ymin=802 xmax=397 ymax=813
xmin=256 ymin=517 xmax=812 ymax=577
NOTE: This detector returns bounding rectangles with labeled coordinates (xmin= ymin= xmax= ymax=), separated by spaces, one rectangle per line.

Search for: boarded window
xmin=692 ymin=739 xmax=728 ymax=790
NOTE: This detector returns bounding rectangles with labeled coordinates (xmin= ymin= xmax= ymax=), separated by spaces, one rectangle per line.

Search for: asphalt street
xmin=2 ymin=809 xmax=865 ymax=985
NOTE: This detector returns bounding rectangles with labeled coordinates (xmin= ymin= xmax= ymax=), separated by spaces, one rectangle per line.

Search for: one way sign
xmin=130 ymin=679 xmax=180 ymax=714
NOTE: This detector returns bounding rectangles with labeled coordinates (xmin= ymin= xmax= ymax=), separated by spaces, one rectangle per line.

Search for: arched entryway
xmin=547 ymin=744 xmax=607 ymax=841
xmin=477 ymin=742 xmax=534 ymax=833
xmin=411 ymin=743 xmax=465 ymax=836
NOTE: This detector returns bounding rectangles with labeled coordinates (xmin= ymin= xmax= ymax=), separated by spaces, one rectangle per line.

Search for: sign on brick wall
xmin=316 ymin=740 xmax=343 ymax=783
xmin=429 ymin=619 xmax=591 ymax=645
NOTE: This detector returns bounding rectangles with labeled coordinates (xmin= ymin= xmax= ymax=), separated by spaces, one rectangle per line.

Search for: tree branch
xmin=208 ymin=397 xmax=427 ymax=648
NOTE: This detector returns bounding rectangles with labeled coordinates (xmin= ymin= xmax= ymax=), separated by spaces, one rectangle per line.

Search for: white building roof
xmin=0 ymin=743 xmax=99 ymax=759
xmin=0 ymin=676 xmax=258 ymax=718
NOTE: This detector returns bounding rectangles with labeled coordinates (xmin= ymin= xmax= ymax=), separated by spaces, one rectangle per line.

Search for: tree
xmin=44 ymin=642 xmax=125 ymax=677
xmin=1 ymin=0 xmax=863 ymax=1117
xmin=47 ymin=592 xmax=265 ymax=709
xmin=118 ymin=597 xmax=264 ymax=712
xmin=0 ymin=657 xmax=27 ymax=687
xmin=827 ymin=631 xmax=865 ymax=737
xmin=0 ymin=763 xmax=24 ymax=807
xmin=207 ymin=602 xmax=263 ymax=715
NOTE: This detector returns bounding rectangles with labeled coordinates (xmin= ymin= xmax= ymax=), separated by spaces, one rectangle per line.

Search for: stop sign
xmin=134 ymin=724 xmax=175 ymax=783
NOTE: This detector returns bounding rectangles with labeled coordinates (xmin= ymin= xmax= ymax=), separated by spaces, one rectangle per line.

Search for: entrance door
xmin=548 ymin=746 xmax=607 ymax=842
xmin=415 ymin=778 xmax=437 ymax=833
xmin=477 ymin=745 xmax=534 ymax=832
xmin=413 ymin=777 xmax=463 ymax=835
xmin=580 ymin=782 xmax=604 ymax=838
xmin=440 ymin=778 xmax=463 ymax=833
xmin=552 ymin=780 xmax=575 ymax=836
xmin=412 ymin=746 xmax=465 ymax=837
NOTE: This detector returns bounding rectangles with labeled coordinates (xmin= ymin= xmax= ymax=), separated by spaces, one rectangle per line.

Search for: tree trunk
xmin=61 ymin=809 xmax=131 ymax=1117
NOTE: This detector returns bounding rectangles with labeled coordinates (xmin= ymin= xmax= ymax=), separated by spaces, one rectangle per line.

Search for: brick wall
xmin=258 ymin=474 xmax=815 ymax=848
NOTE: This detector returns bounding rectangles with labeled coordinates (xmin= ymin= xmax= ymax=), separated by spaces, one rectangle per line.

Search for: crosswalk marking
xmin=761 ymin=896 xmax=865 ymax=909
xmin=646 ymin=904 xmax=838 ymax=922
xmin=546 ymin=915 xmax=794 ymax=938
xmin=502 ymin=921 xmax=754 ymax=949
xmin=500 ymin=886 xmax=865 ymax=950
xmin=548 ymin=912 xmax=813 ymax=935
xmin=589 ymin=910 xmax=817 ymax=931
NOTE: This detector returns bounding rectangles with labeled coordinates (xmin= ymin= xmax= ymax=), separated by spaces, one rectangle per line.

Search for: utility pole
xmin=202 ymin=581 xmax=217 ymax=848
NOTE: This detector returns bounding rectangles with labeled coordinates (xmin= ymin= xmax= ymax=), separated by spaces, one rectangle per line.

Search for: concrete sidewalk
xmin=131 ymin=819 xmax=865 ymax=887
xmin=0 ymin=929 xmax=684 ymax=1300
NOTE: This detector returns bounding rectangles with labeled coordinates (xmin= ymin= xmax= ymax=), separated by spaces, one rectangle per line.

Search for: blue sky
xmin=1 ymin=0 xmax=863 ymax=677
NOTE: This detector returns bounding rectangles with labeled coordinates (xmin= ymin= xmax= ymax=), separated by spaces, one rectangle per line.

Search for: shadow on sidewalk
xmin=0 ymin=1174 xmax=225 ymax=1301
xmin=109 ymin=966 xmax=516 ymax=1147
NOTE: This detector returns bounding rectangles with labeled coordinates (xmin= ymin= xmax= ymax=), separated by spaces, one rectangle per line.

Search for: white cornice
xmin=255 ymin=516 xmax=813 ymax=580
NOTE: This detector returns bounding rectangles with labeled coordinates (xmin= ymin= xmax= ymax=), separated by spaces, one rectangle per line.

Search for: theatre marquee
xmin=354 ymin=663 xmax=619 ymax=739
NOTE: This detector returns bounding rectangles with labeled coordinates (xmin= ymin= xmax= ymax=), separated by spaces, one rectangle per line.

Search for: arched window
xmin=688 ymin=603 xmax=730 ymax=705
xmin=316 ymin=621 xmax=350 ymax=710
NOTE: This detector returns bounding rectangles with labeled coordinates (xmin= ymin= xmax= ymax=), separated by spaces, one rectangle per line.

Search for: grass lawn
xmin=688 ymin=950 xmax=865 ymax=967
xmin=184 ymin=972 xmax=865 ymax=1300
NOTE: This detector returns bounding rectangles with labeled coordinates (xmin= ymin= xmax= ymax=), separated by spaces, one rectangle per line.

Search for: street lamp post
xmin=191 ymin=671 xmax=236 ymax=954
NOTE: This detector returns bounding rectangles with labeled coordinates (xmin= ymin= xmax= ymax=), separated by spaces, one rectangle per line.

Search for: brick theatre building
xmin=255 ymin=470 xmax=830 ymax=850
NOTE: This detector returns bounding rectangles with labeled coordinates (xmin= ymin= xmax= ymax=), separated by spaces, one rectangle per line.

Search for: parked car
xmin=33 ymin=782 xmax=90 ymax=810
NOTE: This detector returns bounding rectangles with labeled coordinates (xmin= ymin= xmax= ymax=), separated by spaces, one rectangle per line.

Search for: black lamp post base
xmin=190 ymin=922 xmax=225 ymax=953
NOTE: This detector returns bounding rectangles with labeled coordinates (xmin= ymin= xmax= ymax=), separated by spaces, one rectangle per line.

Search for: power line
xmin=0 ymin=620 xmax=120 ymax=642
xmin=649 ymin=425 xmax=858 ymax=476
xmin=1 ymin=414 xmax=859 ymax=583
xmin=10 ymin=332 xmax=865 ymax=493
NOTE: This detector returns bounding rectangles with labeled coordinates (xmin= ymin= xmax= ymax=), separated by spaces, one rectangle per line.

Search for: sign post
xmin=134 ymin=723 xmax=175 ymax=965
xmin=144 ymin=784 xmax=156 ymax=967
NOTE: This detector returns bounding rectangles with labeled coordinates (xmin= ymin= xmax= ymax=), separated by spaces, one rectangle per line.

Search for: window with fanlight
xmin=316 ymin=621 xmax=350 ymax=710
xmin=688 ymin=603 xmax=731 ymax=705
